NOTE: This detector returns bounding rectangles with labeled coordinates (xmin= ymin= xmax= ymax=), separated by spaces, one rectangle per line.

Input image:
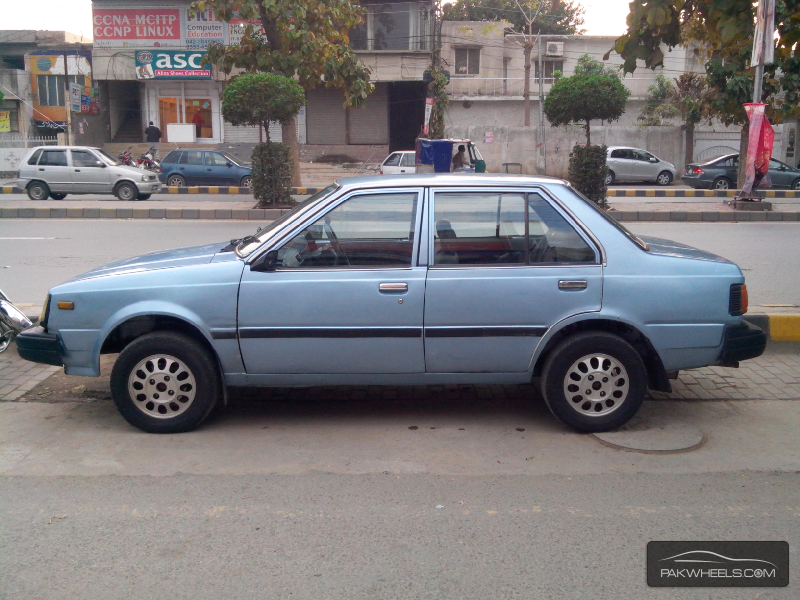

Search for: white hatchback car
xmin=380 ymin=151 xmax=416 ymax=175
xmin=605 ymin=147 xmax=677 ymax=186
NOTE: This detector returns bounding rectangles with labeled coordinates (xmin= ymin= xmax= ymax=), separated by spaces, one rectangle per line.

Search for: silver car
xmin=606 ymin=146 xmax=677 ymax=186
xmin=17 ymin=146 xmax=162 ymax=201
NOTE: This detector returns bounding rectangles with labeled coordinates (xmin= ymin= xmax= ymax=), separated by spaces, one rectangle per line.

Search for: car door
xmin=203 ymin=151 xmax=237 ymax=185
xmin=176 ymin=150 xmax=205 ymax=184
xmin=423 ymin=188 xmax=603 ymax=373
xmin=70 ymin=149 xmax=112 ymax=194
xmin=381 ymin=152 xmax=403 ymax=175
xmin=35 ymin=149 xmax=72 ymax=192
xmin=768 ymin=158 xmax=793 ymax=188
xmin=632 ymin=150 xmax=659 ymax=181
xmin=237 ymin=188 xmax=426 ymax=374
xmin=400 ymin=152 xmax=416 ymax=174
xmin=608 ymin=148 xmax=634 ymax=181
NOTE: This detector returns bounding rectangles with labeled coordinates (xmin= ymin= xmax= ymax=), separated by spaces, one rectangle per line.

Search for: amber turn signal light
xmin=57 ymin=301 xmax=74 ymax=310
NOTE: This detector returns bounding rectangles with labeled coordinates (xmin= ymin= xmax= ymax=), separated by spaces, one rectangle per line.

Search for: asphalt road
xmin=1 ymin=220 xmax=798 ymax=313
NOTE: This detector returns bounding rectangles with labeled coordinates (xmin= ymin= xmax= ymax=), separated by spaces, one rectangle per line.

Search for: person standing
xmin=192 ymin=112 xmax=204 ymax=138
xmin=144 ymin=121 xmax=162 ymax=158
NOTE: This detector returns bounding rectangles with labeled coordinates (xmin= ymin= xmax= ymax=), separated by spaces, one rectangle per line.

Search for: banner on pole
xmin=740 ymin=103 xmax=775 ymax=197
xmin=423 ymin=97 xmax=434 ymax=136
xmin=751 ymin=0 xmax=776 ymax=67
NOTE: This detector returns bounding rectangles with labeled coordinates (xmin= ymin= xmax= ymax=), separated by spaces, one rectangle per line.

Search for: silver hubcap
xmin=168 ymin=177 xmax=184 ymax=187
xmin=563 ymin=353 xmax=629 ymax=417
xmin=605 ymin=175 xmax=612 ymax=185
xmin=658 ymin=174 xmax=670 ymax=184
xmin=119 ymin=186 xmax=135 ymax=200
xmin=715 ymin=180 xmax=728 ymax=189
xmin=241 ymin=178 xmax=252 ymax=188
xmin=128 ymin=354 xmax=196 ymax=419
xmin=31 ymin=186 xmax=46 ymax=199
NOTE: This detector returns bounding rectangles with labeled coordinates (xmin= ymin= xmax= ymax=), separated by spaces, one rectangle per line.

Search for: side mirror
xmin=225 ymin=162 xmax=233 ymax=167
xmin=95 ymin=161 xmax=106 ymax=168
xmin=251 ymin=249 xmax=279 ymax=272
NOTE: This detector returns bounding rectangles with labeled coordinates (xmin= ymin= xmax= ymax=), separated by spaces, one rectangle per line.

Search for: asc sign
xmin=135 ymin=50 xmax=211 ymax=79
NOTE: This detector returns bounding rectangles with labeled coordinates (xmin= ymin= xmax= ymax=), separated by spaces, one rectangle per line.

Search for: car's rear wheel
xmin=167 ymin=174 xmax=186 ymax=187
xmin=541 ymin=332 xmax=647 ymax=432
xmin=27 ymin=181 xmax=49 ymax=201
xmin=115 ymin=182 xmax=138 ymax=201
xmin=137 ymin=193 xmax=151 ymax=201
xmin=712 ymin=177 xmax=731 ymax=190
xmin=49 ymin=193 xmax=67 ymax=200
xmin=605 ymin=171 xmax=615 ymax=186
xmin=110 ymin=332 xmax=222 ymax=433
xmin=240 ymin=175 xmax=252 ymax=189
xmin=791 ymin=178 xmax=800 ymax=191
xmin=656 ymin=171 xmax=673 ymax=186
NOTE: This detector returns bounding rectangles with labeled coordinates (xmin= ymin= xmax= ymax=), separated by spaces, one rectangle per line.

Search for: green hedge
xmin=568 ymin=144 xmax=608 ymax=207
xmin=251 ymin=142 xmax=292 ymax=207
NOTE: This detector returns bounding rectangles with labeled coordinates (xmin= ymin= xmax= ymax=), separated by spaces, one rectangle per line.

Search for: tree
xmin=427 ymin=2 xmax=449 ymax=139
xmin=191 ymin=0 xmax=374 ymax=186
xmin=670 ymin=73 xmax=708 ymax=167
xmin=442 ymin=0 xmax=585 ymax=35
xmin=543 ymin=54 xmax=629 ymax=145
xmin=637 ymin=74 xmax=679 ymax=126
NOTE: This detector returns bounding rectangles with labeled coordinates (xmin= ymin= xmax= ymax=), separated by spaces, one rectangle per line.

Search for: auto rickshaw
xmin=415 ymin=138 xmax=486 ymax=173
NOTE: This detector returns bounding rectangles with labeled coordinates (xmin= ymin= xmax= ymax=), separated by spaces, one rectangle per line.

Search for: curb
xmin=606 ymin=189 xmax=800 ymax=198
xmin=1 ymin=185 xmax=324 ymax=196
xmin=744 ymin=314 xmax=800 ymax=342
xmin=607 ymin=210 xmax=800 ymax=222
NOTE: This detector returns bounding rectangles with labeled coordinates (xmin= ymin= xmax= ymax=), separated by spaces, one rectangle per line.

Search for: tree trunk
xmin=263 ymin=121 xmax=270 ymax=143
xmin=282 ymin=116 xmax=302 ymax=188
xmin=585 ymin=120 xmax=591 ymax=146
xmin=523 ymin=42 xmax=531 ymax=127
xmin=737 ymin=123 xmax=748 ymax=189
xmin=684 ymin=122 xmax=694 ymax=168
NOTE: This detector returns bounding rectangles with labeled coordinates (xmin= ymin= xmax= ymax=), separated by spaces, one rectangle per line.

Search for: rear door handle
xmin=379 ymin=282 xmax=408 ymax=293
xmin=559 ymin=280 xmax=587 ymax=290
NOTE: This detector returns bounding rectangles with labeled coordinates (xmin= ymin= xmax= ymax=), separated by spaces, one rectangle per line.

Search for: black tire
xmin=110 ymin=332 xmax=222 ymax=433
xmin=656 ymin=171 xmax=673 ymax=186
xmin=115 ymin=182 xmax=139 ymax=201
xmin=167 ymin=174 xmax=186 ymax=187
xmin=605 ymin=171 xmax=615 ymax=186
xmin=137 ymin=193 xmax=152 ymax=201
xmin=49 ymin=193 xmax=67 ymax=200
xmin=27 ymin=181 xmax=50 ymax=201
xmin=240 ymin=175 xmax=252 ymax=189
xmin=541 ymin=332 xmax=647 ymax=432
xmin=791 ymin=178 xmax=800 ymax=191
xmin=712 ymin=177 xmax=731 ymax=190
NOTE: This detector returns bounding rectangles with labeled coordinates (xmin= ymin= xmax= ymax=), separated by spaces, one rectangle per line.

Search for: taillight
xmin=729 ymin=284 xmax=748 ymax=315
xmin=380 ymin=170 xmax=383 ymax=174
xmin=692 ymin=167 xmax=703 ymax=174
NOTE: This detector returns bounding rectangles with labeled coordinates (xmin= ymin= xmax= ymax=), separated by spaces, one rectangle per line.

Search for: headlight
xmin=141 ymin=174 xmax=149 ymax=182
xmin=39 ymin=294 xmax=51 ymax=328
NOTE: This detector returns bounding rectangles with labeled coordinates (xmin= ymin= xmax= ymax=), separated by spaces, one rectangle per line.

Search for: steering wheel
xmin=323 ymin=218 xmax=350 ymax=266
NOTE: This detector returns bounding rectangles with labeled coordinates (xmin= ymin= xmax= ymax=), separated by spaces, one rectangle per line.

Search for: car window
xmin=94 ymin=149 xmax=121 ymax=166
xmin=632 ymin=150 xmax=651 ymax=161
xmin=27 ymin=149 xmax=43 ymax=165
xmin=383 ymin=153 xmax=401 ymax=167
xmin=769 ymin=159 xmax=784 ymax=169
xmin=528 ymin=195 xmax=595 ymax=263
xmin=401 ymin=153 xmax=415 ymax=167
xmin=432 ymin=192 xmax=527 ymax=266
xmin=722 ymin=156 xmax=738 ymax=167
xmin=610 ymin=149 xmax=630 ymax=159
xmin=71 ymin=150 xmax=101 ymax=167
xmin=276 ymin=192 xmax=419 ymax=268
xmin=205 ymin=152 xmax=230 ymax=167
xmin=162 ymin=150 xmax=181 ymax=163
xmin=38 ymin=150 xmax=68 ymax=166
xmin=221 ymin=152 xmax=244 ymax=166
xmin=179 ymin=151 xmax=203 ymax=165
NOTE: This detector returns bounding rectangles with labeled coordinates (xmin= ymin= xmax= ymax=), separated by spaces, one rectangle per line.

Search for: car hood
xmin=116 ymin=164 xmax=154 ymax=176
xmin=66 ymin=242 xmax=231 ymax=282
xmin=639 ymin=236 xmax=731 ymax=263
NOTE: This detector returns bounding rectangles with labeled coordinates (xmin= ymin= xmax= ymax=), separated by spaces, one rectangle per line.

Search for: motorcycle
xmin=0 ymin=288 xmax=33 ymax=354
xmin=118 ymin=147 xmax=136 ymax=167
xmin=137 ymin=147 xmax=162 ymax=173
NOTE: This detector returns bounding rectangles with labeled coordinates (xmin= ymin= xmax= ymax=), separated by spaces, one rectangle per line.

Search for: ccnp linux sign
xmin=135 ymin=51 xmax=211 ymax=80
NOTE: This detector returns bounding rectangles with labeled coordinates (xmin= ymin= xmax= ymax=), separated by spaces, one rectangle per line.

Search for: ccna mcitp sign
xmin=135 ymin=50 xmax=211 ymax=80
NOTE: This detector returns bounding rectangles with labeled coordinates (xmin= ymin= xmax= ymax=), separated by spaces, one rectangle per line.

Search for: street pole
xmin=537 ymin=33 xmax=545 ymax=174
xmin=62 ymin=51 xmax=72 ymax=146
xmin=523 ymin=23 xmax=531 ymax=127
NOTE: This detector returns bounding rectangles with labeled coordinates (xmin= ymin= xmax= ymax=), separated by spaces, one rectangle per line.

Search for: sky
xmin=3 ymin=0 xmax=631 ymax=39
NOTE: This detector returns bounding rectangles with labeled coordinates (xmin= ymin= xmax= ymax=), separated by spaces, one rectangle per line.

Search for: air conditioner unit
xmin=545 ymin=42 xmax=564 ymax=57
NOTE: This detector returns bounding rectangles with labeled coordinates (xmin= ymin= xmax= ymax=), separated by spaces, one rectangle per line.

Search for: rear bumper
xmin=718 ymin=322 xmax=767 ymax=365
xmin=16 ymin=325 xmax=63 ymax=366
xmin=681 ymin=176 xmax=711 ymax=189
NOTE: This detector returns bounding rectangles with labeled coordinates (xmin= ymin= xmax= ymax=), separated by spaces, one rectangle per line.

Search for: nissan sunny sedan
xmin=17 ymin=174 xmax=766 ymax=434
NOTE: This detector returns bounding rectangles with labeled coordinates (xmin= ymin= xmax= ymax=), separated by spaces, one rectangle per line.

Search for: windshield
xmin=221 ymin=151 xmax=246 ymax=166
xmin=94 ymin=148 xmax=121 ymax=166
xmin=559 ymin=185 xmax=649 ymax=252
xmin=236 ymin=184 xmax=341 ymax=257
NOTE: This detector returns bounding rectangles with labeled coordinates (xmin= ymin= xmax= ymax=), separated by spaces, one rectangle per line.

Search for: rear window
xmin=179 ymin=150 xmax=203 ymax=165
xmin=27 ymin=149 xmax=43 ymax=165
xmin=162 ymin=150 xmax=181 ymax=163
xmin=39 ymin=150 xmax=68 ymax=166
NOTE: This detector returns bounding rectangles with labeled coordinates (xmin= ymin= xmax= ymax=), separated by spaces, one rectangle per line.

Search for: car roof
xmin=607 ymin=146 xmax=648 ymax=152
xmin=337 ymin=173 xmax=567 ymax=188
xmin=26 ymin=146 xmax=102 ymax=151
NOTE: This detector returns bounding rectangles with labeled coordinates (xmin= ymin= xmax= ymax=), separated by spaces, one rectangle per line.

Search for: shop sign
xmin=93 ymin=8 xmax=181 ymax=47
xmin=0 ymin=111 xmax=10 ymax=133
xmin=69 ymin=82 xmax=83 ymax=113
xmin=35 ymin=120 xmax=67 ymax=130
xmin=184 ymin=7 xmax=226 ymax=50
xmin=135 ymin=50 xmax=211 ymax=79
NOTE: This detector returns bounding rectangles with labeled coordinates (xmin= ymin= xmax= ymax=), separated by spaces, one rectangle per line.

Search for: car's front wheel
xmin=115 ymin=182 xmax=138 ymax=201
xmin=791 ymin=178 xmax=800 ymax=191
xmin=27 ymin=181 xmax=49 ymax=200
xmin=167 ymin=174 xmax=186 ymax=187
xmin=656 ymin=171 xmax=673 ymax=186
xmin=110 ymin=332 xmax=222 ymax=433
xmin=605 ymin=171 xmax=615 ymax=186
xmin=240 ymin=175 xmax=252 ymax=189
xmin=712 ymin=177 xmax=731 ymax=190
xmin=541 ymin=332 xmax=647 ymax=432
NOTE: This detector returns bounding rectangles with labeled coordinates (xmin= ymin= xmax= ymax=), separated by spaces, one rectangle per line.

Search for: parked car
xmin=380 ymin=151 xmax=416 ymax=175
xmin=605 ymin=147 xmax=677 ymax=186
xmin=17 ymin=146 xmax=161 ymax=201
xmin=159 ymin=149 xmax=252 ymax=188
xmin=17 ymin=174 xmax=765 ymax=434
xmin=683 ymin=153 xmax=800 ymax=190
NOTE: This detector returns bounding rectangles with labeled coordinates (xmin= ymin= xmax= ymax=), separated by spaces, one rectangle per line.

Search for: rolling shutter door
xmin=306 ymin=88 xmax=347 ymax=144
xmin=223 ymin=121 xmax=283 ymax=143
xmin=348 ymin=83 xmax=389 ymax=145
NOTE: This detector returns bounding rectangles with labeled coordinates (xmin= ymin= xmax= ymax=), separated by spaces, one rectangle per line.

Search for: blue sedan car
xmin=159 ymin=149 xmax=252 ymax=188
xmin=16 ymin=175 xmax=765 ymax=434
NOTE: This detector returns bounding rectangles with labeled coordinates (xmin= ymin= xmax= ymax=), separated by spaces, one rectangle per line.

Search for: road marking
xmin=0 ymin=237 xmax=57 ymax=240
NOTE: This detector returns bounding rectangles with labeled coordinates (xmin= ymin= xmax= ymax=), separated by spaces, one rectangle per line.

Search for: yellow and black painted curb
xmin=744 ymin=314 xmax=800 ymax=342
xmin=606 ymin=189 xmax=800 ymax=198
xmin=1 ymin=185 xmax=324 ymax=195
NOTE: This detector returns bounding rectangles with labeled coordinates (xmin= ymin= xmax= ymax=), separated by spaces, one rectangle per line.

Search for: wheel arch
xmin=532 ymin=317 xmax=671 ymax=392
xmin=25 ymin=179 xmax=48 ymax=189
xmin=113 ymin=179 xmax=139 ymax=192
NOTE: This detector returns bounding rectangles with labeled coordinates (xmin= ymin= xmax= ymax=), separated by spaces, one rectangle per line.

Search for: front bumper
xmin=16 ymin=325 xmax=63 ymax=366
xmin=718 ymin=322 xmax=767 ymax=365
xmin=136 ymin=181 xmax=162 ymax=193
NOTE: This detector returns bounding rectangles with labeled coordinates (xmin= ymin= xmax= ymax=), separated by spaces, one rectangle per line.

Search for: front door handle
xmin=559 ymin=280 xmax=587 ymax=290
xmin=379 ymin=282 xmax=408 ymax=293
xmin=75 ymin=169 xmax=81 ymax=172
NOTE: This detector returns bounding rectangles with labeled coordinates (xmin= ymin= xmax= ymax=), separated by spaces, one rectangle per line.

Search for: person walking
xmin=144 ymin=121 xmax=162 ymax=158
